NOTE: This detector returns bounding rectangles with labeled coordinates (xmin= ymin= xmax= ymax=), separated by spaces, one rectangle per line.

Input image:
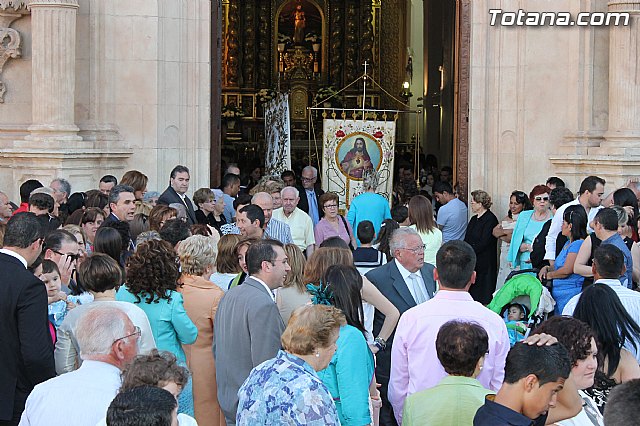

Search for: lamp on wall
xmin=401 ymin=81 xmax=413 ymax=102
xmin=278 ymin=43 xmax=286 ymax=74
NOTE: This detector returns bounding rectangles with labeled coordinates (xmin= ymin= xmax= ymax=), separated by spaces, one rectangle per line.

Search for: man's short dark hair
xmin=435 ymin=240 xmax=476 ymax=289
xmin=221 ymin=173 xmax=241 ymax=190
xmin=4 ymin=212 xmax=43 ymax=248
xmin=604 ymin=379 xmax=640 ymax=425
xmin=246 ymin=239 xmax=284 ymax=275
xmin=233 ymin=193 xmax=253 ymax=210
xmin=240 ymin=204 xmax=265 ymax=228
xmin=281 ymin=170 xmax=295 ymax=181
xmin=100 ymin=175 xmax=118 ymax=185
xmin=549 ymin=187 xmax=575 ymax=210
xmin=170 ymin=165 xmax=190 ymax=179
xmin=503 ymin=342 xmax=571 ymax=386
xmin=19 ymin=179 xmax=43 ymax=203
xmin=594 ymin=207 xmax=619 ymax=231
xmin=28 ymin=193 xmax=55 ymax=213
xmin=357 ymin=220 xmax=375 ymax=244
xmin=546 ymin=177 xmax=566 ymax=188
xmin=593 ymin=244 xmax=625 ymax=280
xmin=44 ymin=229 xmax=78 ymax=253
xmin=436 ymin=321 xmax=488 ymax=377
xmin=578 ymin=175 xmax=605 ymax=195
xmin=106 ymin=386 xmax=176 ymax=426
xmin=77 ymin=253 xmax=122 ymax=293
xmin=391 ymin=205 xmax=408 ymax=224
xmin=108 ymin=184 xmax=135 ymax=206
xmin=159 ymin=219 xmax=191 ymax=247
xmin=433 ymin=181 xmax=453 ymax=195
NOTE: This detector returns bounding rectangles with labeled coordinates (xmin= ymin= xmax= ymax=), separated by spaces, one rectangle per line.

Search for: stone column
xmin=601 ymin=1 xmax=640 ymax=152
xmin=26 ymin=0 xmax=81 ymax=141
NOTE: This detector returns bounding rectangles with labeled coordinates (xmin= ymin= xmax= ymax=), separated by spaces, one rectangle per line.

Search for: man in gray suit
xmin=213 ymin=239 xmax=290 ymax=424
xmin=365 ymin=227 xmax=437 ymax=426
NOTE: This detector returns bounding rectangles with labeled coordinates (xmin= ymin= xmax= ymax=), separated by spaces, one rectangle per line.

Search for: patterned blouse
xmin=237 ymin=350 xmax=340 ymax=425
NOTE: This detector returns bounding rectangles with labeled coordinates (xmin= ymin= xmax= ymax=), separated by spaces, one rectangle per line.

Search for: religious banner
xmin=321 ymin=119 xmax=396 ymax=211
xmin=264 ymin=93 xmax=291 ymax=175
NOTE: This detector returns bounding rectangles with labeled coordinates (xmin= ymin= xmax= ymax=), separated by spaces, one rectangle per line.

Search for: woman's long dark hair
xmin=323 ymin=264 xmax=367 ymax=338
xmin=613 ymin=187 xmax=639 ymax=229
xmin=374 ymin=219 xmax=400 ymax=262
xmin=509 ymin=190 xmax=533 ymax=218
xmin=573 ymin=284 xmax=640 ymax=378
xmin=563 ymin=205 xmax=588 ymax=242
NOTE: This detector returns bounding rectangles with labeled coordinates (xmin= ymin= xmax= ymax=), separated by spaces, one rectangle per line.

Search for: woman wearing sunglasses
xmin=508 ymin=185 xmax=553 ymax=271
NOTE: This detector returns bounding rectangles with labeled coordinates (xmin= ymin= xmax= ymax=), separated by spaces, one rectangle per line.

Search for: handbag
xmin=339 ymin=215 xmax=356 ymax=251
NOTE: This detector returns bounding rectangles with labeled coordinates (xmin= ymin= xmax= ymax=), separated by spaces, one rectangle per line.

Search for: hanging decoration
xmin=264 ymin=93 xmax=291 ymax=175
xmin=322 ymin=118 xmax=396 ymax=210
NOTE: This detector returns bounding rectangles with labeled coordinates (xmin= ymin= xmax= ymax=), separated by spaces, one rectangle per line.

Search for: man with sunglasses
xmin=20 ymin=305 xmax=140 ymax=426
xmin=43 ymin=229 xmax=82 ymax=295
xmin=0 ymin=212 xmax=55 ymax=425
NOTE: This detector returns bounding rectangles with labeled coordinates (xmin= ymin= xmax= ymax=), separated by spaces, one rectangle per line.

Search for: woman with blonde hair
xmin=276 ymin=244 xmax=310 ymax=324
xmin=177 ymin=235 xmax=225 ymax=426
xmin=408 ymin=195 xmax=442 ymax=265
xmin=210 ymin=234 xmax=242 ymax=291
xmin=464 ymin=190 xmax=499 ymax=304
xmin=304 ymin=247 xmax=399 ymax=352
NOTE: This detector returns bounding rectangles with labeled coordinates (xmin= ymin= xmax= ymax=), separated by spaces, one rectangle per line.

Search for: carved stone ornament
xmin=0 ymin=0 xmax=29 ymax=102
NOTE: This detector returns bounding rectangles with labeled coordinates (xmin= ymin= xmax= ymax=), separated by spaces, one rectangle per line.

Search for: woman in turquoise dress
xmin=116 ymin=239 xmax=198 ymax=415
xmin=508 ymin=185 xmax=553 ymax=270
xmin=311 ymin=264 xmax=376 ymax=426
xmin=538 ymin=205 xmax=587 ymax=314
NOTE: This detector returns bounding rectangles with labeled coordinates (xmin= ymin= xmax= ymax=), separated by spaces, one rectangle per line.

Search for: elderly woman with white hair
xmin=177 ymin=235 xmax=226 ymax=426
xmin=346 ymin=170 xmax=391 ymax=247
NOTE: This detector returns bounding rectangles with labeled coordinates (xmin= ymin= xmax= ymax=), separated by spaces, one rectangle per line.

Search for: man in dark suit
xmin=296 ymin=165 xmax=324 ymax=226
xmin=365 ymin=227 xmax=437 ymax=426
xmin=0 ymin=212 xmax=56 ymax=425
xmin=213 ymin=239 xmax=290 ymax=425
xmin=158 ymin=165 xmax=197 ymax=225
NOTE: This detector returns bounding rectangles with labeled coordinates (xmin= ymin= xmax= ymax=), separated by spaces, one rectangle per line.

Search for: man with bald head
xmin=251 ymin=192 xmax=293 ymax=244
xmin=20 ymin=305 xmax=140 ymax=426
xmin=0 ymin=191 xmax=12 ymax=222
xmin=272 ymin=186 xmax=315 ymax=255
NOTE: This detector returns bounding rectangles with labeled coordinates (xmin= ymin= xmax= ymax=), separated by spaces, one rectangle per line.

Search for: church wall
xmin=468 ymin=0 xmax=613 ymax=215
xmin=0 ymin=0 xmax=211 ymax=201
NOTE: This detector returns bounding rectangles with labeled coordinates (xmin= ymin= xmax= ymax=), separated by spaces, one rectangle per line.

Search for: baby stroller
xmin=487 ymin=269 xmax=555 ymax=346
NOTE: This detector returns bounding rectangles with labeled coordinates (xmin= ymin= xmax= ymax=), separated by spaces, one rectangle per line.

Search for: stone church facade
xmin=0 ymin=0 xmax=638 ymax=215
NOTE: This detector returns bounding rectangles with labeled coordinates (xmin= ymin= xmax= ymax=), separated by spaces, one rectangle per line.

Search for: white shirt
xmin=394 ymin=259 xmax=430 ymax=304
xmin=19 ymin=360 xmax=121 ymax=426
xmin=250 ymin=275 xmax=276 ymax=303
xmin=0 ymin=248 xmax=27 ymax=268
xmin=563 ymin=278 xmax=640 ymax=362
xmin=545 ymin=199 xmax=601 ymax=260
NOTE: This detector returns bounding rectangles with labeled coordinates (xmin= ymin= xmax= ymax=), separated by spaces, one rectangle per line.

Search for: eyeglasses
xmin=301 ymin=176 xmax=316 ymax=182
xmin=400 ymin=245 xmax=426 ymax=255
xmin=271 ymin=258 xmax=289 ymax=266
xmin=534 ymin=196 xmax=549 ymax=201
xmin=50 ymin=249 xmax=80 ymax=262
xmin=324 ymin=204 xmax=338 ymax=209
xmin=113 ymin=326 xmax=141 ymax=345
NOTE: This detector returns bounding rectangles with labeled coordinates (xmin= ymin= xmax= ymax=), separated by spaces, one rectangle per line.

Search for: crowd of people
xmin=3 ymin=163 xmax=640 ymax=426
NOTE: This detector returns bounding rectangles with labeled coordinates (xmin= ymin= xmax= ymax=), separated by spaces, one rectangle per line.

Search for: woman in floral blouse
xmin=236 ymin=305 xmax=345 ymax=425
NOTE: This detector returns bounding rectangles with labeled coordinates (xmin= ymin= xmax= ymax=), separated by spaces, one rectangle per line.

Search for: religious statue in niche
xmin=278 ymin=0 xmax=322 ymax=52
xmin=293 ymin=5 xmax=306 ymax=44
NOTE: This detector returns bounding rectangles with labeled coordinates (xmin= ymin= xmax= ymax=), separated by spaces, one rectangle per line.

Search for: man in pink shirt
xmin=389 ymin=240 xmax=510 ymax=424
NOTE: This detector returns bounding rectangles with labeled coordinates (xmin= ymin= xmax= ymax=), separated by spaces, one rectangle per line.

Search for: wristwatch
xmin=373 ymin=337 xmax=387 ymax=351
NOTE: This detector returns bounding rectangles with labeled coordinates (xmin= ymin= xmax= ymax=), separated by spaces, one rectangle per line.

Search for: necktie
xmin=409 ymin=273 xmax=426 ymax=304
xmin=308 ymin=191 xmax=319 ymax=225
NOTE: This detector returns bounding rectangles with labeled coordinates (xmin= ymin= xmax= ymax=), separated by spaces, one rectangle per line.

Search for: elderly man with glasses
xmin=364 ymin=227 xmax=437 ymax=426
xmin=19 ymin=305 xmax=141 ymax=426
xmin=296 ymin=165 xmax=324 ymax=227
